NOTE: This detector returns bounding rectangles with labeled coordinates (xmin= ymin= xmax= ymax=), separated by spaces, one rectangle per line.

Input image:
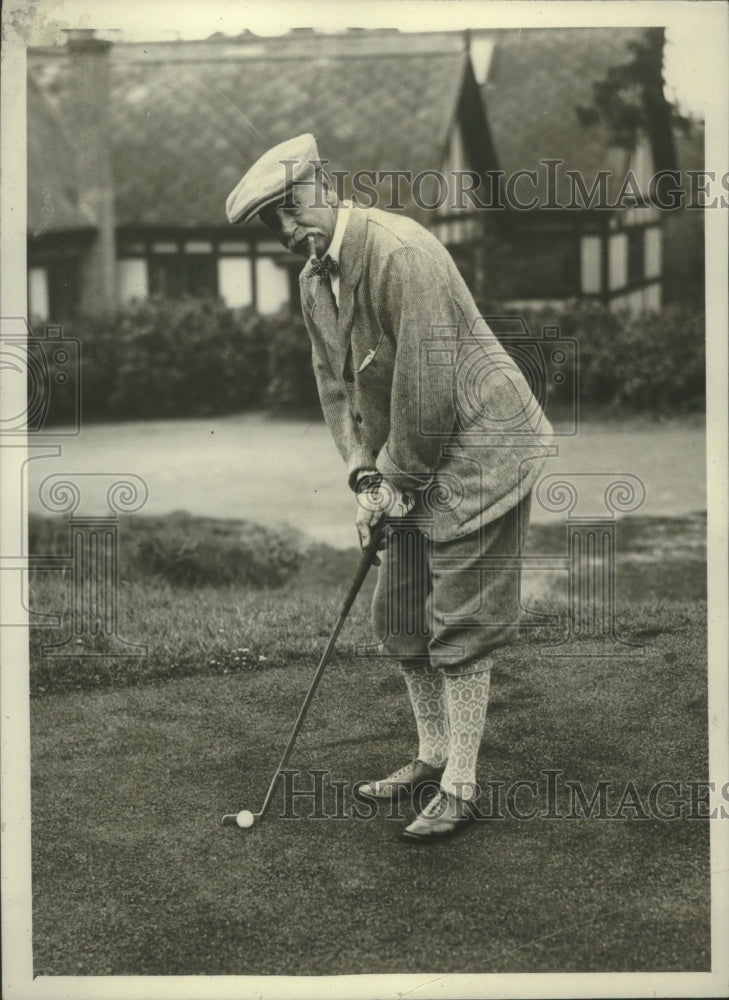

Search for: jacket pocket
xmin=354 ymin=331 xmax=390 ymax=376
xmin=357 ymin=348 xmax=377 ymax=373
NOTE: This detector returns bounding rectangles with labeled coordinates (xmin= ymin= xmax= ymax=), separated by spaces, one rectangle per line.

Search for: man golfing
xmin=226 ymin=134 xmax=553 ymax=842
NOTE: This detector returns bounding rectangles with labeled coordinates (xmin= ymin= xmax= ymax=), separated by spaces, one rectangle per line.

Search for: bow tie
xmin=308 ymin=254 xmax=339 ymax=279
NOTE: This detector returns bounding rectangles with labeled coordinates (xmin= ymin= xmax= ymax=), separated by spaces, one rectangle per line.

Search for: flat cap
xmin=226 ymin=133 xmax=321 ymax=226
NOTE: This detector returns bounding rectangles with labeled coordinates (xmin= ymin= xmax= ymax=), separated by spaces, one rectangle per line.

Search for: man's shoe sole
xmin=400 ymin=798 xmax=477 ymax=842
xmin=400 ymin=817 xmax=474 ymax=843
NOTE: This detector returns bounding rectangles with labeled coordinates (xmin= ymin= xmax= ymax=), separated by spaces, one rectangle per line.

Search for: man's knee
xmin=376 ymin=632 xmax=431 ymax=661
xmin=371 ymin=566 xmax=430 ymax=660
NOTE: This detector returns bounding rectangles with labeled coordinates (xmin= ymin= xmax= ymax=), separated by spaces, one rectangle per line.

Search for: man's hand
xmin=355 ymin=471 xmax=414 ymax=561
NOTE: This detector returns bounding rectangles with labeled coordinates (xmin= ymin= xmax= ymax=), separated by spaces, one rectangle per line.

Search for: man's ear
xmin=320 ymin=169 xmax=339 ymax=207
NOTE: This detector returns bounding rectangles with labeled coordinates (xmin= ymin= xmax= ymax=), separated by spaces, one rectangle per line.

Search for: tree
xmin=577 ymin=27 xmax=690 ymax=168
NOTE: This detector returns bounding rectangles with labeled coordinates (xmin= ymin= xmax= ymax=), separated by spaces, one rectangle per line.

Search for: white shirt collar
xmin=325 ymin=200 xmax=352 ymax=264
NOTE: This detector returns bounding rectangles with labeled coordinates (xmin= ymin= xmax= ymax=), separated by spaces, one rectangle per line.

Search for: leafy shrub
xmin=502 ymin=301 xmax=705 ymax=416
xmin=132 ymin=514 xmax=303 ymax=587
xmin=29 ymin=513 xmax=306 ymax=589
xmin=35 ymin=297 xmax=704 ymax=424
xmin=34 ymin=299 xmax=275 ymax=423
xmin=266 ymin=313 xmax=320 ymax=415
xmin=109 ymin=299 xmax=270 ymax=419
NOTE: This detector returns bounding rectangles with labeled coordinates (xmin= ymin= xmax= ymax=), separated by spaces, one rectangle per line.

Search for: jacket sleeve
xmin=374 ymin=245 xmax=464 ymax=492
xmin=300 ymin=301 xmax=374 ymax=485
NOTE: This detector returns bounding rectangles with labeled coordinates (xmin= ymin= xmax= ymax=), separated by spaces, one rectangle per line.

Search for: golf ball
xmin=236 ymin=810 xmax=255 ymax=829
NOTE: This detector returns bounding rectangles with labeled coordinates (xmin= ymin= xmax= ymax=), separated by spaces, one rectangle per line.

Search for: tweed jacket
xmin=299 ymin=206 xmax=554 ymax=541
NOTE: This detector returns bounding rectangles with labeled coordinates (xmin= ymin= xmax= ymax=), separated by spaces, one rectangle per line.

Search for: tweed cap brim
xmin=225 ymin=133 xmax=320 ymax=226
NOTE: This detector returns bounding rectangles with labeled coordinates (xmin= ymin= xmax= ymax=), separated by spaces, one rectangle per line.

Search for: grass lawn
xmin=29 ymin=512 xmax=710 ymax=975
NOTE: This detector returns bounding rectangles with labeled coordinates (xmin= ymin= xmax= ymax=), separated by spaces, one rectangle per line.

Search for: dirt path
xmin=29 ymin=413 xmax=706 ymax=548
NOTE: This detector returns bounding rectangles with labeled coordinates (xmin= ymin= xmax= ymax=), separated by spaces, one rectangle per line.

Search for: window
xmin=580 ymin=236 xmax=602 ymax=294
xmin=46 ymin=259 xmax=80 ymax=319
xmin=608 ymin=233 xmax=628 ymax=291
xmin=627 ymin=228 xmax=644 ymax=285
xmin=185 ymin=255 xmax=217 ymax=297
xmin=218 ymin=257 xmax=253 ymax=308
xmin=116 ymin=238 xmax=293 ymax=312
xmin=117 ymin=259 xmax=148 ymax=304
xmin=644 ymin=227 xmax=661 ymax=280
xmin=255 ymin=258 xmax=289 ymax=314
xmin=29 ymin=267 xmax=50 ymax=320
xmin=148 ymin=254 xmax=217 ymax=298
xmin=147 ymin=256 xmax=180 ymax=298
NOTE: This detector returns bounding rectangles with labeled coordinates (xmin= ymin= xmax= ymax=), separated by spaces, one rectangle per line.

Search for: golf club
xmin=222 ymin=516 xmax=387 ymax=829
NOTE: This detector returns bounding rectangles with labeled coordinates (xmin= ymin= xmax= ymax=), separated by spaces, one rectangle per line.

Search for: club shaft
xmin=256 ymin=519 xmax=386 ymax=821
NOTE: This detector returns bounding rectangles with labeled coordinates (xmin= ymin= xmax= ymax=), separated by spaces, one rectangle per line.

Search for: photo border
xmin=2 ymin=2 xmax=727 ymax=998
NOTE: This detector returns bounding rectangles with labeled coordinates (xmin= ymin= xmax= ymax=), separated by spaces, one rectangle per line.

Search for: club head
xmin=221 ymin=811 xmax=259 ymax=829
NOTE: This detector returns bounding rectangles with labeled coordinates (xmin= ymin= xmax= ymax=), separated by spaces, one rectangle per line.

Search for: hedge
xmin=511 ymin=301 xmax=706 ymax=415
xmin=33 ymin=296 xmax=705 ymax=425
xmin=29 ymin=512 xmax=306 ymax=589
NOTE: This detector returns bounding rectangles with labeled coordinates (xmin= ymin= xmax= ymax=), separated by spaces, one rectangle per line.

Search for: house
xmin=26 ymin=29 xmax=493 ymax=320
xmin=26 ymin=26 xmax=676 ymax=320
xmin=474 ymin=26 xmax=676 ymax=313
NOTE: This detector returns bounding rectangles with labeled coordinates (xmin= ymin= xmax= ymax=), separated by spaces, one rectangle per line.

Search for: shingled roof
xmin=27 ymin=72 xmax=95 ymax=235
xmin=481 ymin=26 xmax=656 ymax=203
xmin=27 ymin=26 xmax=668 ymax=234
xmin=28 ymin=32 xmax=474 ymax=231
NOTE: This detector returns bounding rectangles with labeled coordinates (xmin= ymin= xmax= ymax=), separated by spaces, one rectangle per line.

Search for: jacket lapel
xmin=336 ymin=209 xmax=366 ymax=373
xmin=301 ymin=207 xmax=367 ymax=377
xmin=314 ymin=276 xmax=339 ymax=342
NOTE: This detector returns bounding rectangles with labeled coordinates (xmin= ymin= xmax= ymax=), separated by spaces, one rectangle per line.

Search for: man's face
xmin=258 ymin=176 xmax=338 ymax=259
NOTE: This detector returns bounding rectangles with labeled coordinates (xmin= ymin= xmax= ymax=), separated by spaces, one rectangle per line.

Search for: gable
xmin=481 ymin=27 xmax=667 ymax=204
xmin=27 ymin=72 xmax=95 ymax=234
xmin=28 ymin=36 xmax=476 ymax=230
xmin=27 ymin=26 xmax=675 ymax=235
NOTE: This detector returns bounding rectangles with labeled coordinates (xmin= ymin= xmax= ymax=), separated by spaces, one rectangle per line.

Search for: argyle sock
xmin=440 ymin=661 xmax=492 ymax=801
xmin=400 ymin=661 xmax=449 ymax=767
